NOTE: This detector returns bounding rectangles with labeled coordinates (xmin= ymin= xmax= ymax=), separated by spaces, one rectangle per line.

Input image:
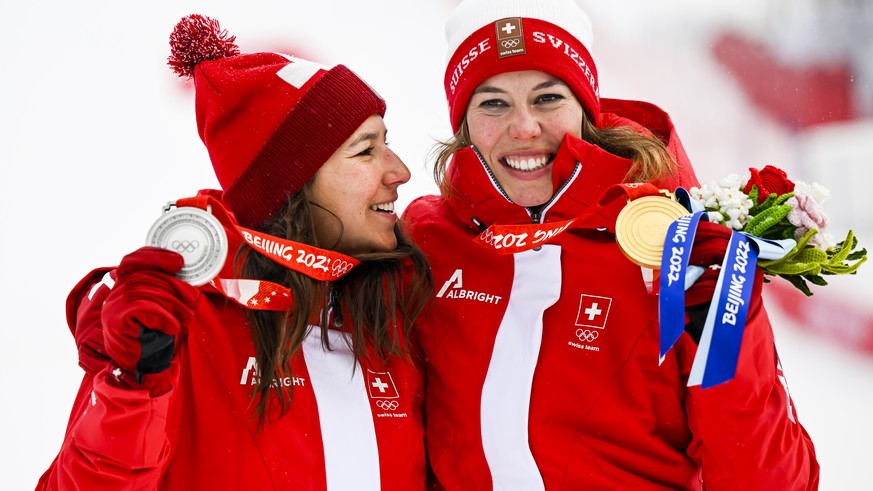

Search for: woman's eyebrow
xmin=347 ymin=132 xmax=378 ymax=148
xmin=533 ymin=80 xmax=565 ymax=90
xmin=472 ymin=85 xmax=507 ymax=95
xmin=472 ymin=79 xmax=566 ymax=95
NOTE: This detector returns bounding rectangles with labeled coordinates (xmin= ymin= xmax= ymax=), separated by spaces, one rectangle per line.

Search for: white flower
xmin=717 ymin=173 xmax=744 ymax=190
xmin=794 ymin=180 xmax=831 ymax=205
xmin=690 ymin=180 xmax=753 ymax=231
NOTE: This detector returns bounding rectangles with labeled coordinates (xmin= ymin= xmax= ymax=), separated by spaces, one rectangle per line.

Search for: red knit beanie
xmin=444 ymin=0 xmax=599 ymax=132
xmin=168 ymin=15 xmax=386 ymax=229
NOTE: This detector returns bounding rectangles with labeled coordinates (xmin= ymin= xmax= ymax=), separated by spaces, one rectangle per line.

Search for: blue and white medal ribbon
xmin=658 ymin=211 xmax=707 ymax=363
xmin=688 ymin=231 xmax=759 ymax=388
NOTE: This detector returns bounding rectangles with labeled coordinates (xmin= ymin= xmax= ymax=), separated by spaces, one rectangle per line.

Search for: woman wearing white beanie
xmin=404 ymin=0 xmax=819 ymax=489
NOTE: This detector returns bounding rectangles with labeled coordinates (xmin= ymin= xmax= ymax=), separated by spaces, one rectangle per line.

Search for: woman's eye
xmin=536 ymin=93 xmax=564 ymax=104
xmin=479 ymin=98 xmax=508 ymax=108
xmin=355 ymin=147 xmax=374 ymax=157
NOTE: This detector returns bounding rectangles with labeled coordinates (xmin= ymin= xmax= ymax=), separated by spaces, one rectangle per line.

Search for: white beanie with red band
xmin=168 ymin=15 xmax=386 ymax=229
xmin=444 ymin=0 xmax=599 ymax=132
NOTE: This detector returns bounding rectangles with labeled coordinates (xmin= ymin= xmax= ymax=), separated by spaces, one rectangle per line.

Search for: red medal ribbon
xmin=475 ymin=183 xmax=663 ymax=254
xmin=210 ymin=278 xmax=295 ymax=311
xmin=174 ymin=195 xmax=360 ymax=311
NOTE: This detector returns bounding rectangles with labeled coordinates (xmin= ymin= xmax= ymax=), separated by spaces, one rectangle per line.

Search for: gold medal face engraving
xmin=146 ymin=206 xmax=228 ymax=286
xmin=615 ymin=195 xmax=689 ymax=269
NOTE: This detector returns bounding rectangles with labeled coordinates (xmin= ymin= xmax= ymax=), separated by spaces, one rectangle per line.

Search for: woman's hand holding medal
xmin=101 ymin=247 xmax=201 ymax=395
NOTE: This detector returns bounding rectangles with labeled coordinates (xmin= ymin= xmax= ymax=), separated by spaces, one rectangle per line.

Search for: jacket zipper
xmin=472 ymin=146 xmax=513 ymax=203
xmin=471 ymin=146 xmax=582 ymax=225
xmin=531 ymin=162 xmax=582 ymax=223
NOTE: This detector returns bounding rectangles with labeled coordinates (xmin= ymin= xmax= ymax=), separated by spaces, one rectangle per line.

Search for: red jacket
xmin=38 ymin=245 xmax=426 ymax=489
xmin=403 ymin=100 xmax=818 ymax=490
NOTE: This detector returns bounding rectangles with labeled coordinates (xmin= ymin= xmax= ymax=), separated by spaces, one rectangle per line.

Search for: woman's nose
xmin=508 ymin=106 xmax=542 ymax=140
xmin=383 ymin=148 xmax=411 ymax=186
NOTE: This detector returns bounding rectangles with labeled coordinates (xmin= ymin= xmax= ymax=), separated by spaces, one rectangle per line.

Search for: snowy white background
xmin=2 ymin=1 xmax=871 ymax=489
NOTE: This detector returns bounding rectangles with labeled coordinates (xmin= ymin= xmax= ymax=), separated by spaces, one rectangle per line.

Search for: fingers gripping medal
xmin=615 ymin=193 xmax=690 ymax=269
xmin=146 ymin=203 xmax=228 ymax=286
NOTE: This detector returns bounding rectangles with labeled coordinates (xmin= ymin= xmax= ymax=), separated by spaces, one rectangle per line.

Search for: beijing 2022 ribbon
xmin=658 ymin=210 xmax=706 ymax=363
xmin=687 ymin=231 xmax=759 ymax=388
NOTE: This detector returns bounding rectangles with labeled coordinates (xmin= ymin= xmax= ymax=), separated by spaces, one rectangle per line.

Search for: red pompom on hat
xmin=167 ymin=14 xmax=386 ymax=229
xmin=443 ymin=0 xmax=600 ymax=132
xmin=168 ymin=14 xmax=240 ymax=78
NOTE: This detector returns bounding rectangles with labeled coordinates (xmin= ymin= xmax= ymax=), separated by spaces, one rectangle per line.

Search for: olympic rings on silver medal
xmin=146 ymin=205 xmax=228 ymax=286
xmin=171 ymin=240 xmax=200 ymax=253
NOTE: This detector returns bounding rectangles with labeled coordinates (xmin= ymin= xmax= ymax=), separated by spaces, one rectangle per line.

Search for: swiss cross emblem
xmin=575 ymin=295 xmax=612 ymax=329
xmin=366 ymin=370 xmax=399 ymax=399
xmin=494 ymin=17 xmax=526 ymax=59
xmin=500 ymin=20 xmax=518 ymax=36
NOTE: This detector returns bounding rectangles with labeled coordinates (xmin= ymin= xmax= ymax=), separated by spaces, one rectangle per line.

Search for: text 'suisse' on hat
xmin=443 ymin=0 xmax=600 ymax=131
xmin=168 ymin=14 xmax=386 ymax=229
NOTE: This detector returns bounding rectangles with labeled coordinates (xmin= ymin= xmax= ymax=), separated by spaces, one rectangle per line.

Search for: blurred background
xmin=1 ymin=0 xmax=871 ymax=489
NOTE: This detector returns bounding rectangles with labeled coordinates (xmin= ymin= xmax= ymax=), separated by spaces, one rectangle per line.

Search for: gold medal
xmin=615 ymin=194 xmax=689 ymax=269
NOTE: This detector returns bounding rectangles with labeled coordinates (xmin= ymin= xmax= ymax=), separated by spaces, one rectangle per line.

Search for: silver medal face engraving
xmin=145 ymin=207 xmax=228 ymax=286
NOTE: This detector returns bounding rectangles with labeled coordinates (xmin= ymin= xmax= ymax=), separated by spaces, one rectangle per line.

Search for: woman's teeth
xmin=504 ymin=155 xmax=548 ymax=171
xmin=369 ymin=202 xmax=395 ymax=213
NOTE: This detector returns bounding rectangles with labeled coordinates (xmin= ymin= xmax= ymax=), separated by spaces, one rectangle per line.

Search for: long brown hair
xmin=432 ymin=112 xmax=676 ymax=196
xmin=237 ymin=189 xmax=433 ymax=427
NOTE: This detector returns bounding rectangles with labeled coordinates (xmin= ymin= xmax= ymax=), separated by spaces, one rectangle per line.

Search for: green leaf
xmin=745 ymin=204 xmax=792 ymax=237
xmin=774 ymin=192 xmax=795 ymax=205
xmin=821 ymin=256 xmax=867 ymax=275
xmin=781 ymin=274 xmax=814 ymax=297
xmin=828 ymin=230 xmax=855 ymax=263
xmin=769 ymin=225 xmax=796 ymax=240
xmin=747 ymin=186 xmax=760 ymax=206
xmin=749 ymin=188 xmax=779 ymax=216
xmin=795 ymin=246 xmax=828 ymax=264
xmin=763 ymin=259 xmax=821 ymax=275
xmin=805 ymin=274 xmax=828 ymax=287
xmin=847 ymin=249 xmax=867 ymax=261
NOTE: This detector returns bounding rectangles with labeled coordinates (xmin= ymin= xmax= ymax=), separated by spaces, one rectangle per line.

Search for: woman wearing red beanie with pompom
xmin=403 ymin=0 xmax=819 ymax=489
xmin=37 ymin=14 xmax=432 ymax=490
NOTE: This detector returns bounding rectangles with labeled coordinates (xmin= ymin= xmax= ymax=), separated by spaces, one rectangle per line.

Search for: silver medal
xmin=145 ymin=204 xmax=228 ymax=286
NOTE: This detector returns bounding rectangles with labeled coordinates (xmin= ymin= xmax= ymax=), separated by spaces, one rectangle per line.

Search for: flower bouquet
xmin=689 ymin=165 xmax=867 ymax=296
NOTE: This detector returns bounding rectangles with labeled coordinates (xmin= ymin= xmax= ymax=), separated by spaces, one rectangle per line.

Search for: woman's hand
xmin=101 ymin=247 xmax=201 ymax=393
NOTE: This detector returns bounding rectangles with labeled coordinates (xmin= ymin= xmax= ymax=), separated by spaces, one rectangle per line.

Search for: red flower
xmin=743 ymin=165 xmax=795 ymax=204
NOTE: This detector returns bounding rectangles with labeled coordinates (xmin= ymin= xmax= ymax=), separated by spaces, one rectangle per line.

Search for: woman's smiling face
xmin=465 ymin=70 xmax=584 ymax=207
xmin=306 ymin=114 xmax=410 ymax=254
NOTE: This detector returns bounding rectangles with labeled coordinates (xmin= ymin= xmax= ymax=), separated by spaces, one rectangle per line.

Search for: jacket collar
xmin=445 ymin=133 xmax=633 ymax=232
xmin=444 ymin=97 xmax=698 ymax=233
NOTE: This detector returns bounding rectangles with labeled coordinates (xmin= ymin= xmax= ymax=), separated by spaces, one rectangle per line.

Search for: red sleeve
xmin=66 ymin=267 xmax=115 ymax=376
xmin=676 ymin=271 xmax=820 ymax=490
xmin=37 ymin=269 xmax=180 ymax=490
xmin=36 ymin=363 xmax=179 ymax=490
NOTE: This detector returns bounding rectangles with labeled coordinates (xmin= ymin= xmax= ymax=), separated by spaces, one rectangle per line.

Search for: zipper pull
xmin=471 ymin=217 xmax=487 ymax=233
xmin=529 ymin=208 xmax=543 ymax=251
